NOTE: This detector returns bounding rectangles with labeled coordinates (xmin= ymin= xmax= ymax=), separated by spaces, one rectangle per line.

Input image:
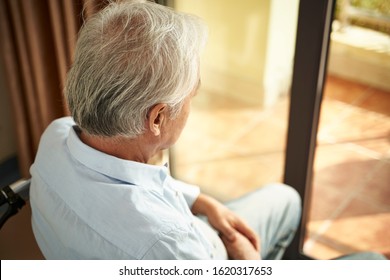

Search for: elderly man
xmin=30 ymin=0 xmax=301 ymax=259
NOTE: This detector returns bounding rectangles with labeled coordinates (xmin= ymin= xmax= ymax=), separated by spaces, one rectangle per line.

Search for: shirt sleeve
xmin=141 ymin=228 xmax=213 ymax=260
xmin=169 ymin=177 xmax=200 ymax=208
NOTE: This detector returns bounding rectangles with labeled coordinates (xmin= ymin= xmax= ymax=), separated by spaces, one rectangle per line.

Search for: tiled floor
xmin=172 ymin=74 xmax=390 ymax=260
xmin=305 ymin=76 xmax=390 ymax=260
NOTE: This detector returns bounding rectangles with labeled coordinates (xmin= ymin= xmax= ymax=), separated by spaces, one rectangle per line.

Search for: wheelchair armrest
xmin=0 ymin=179 xmax=30 ymax=229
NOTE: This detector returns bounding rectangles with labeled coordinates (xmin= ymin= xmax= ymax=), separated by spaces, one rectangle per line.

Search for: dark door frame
xmin=283 ymin=0 xmax=336 ymax=259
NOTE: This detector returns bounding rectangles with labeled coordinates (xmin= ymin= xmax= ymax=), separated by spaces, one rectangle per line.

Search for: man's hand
xmin=221 ymin=231 xmax=261 ymax=260
xmin=191 ymin=193 xmax=260 ymax=252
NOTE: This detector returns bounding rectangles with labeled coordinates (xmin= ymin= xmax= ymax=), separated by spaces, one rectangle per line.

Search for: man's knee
xmin=264 ymin=183 xmax=302 ymax=227
xmin=264 ymin=183 xmax=301 ymax=205
xmin=283 ymin=185 xmax=301 ymax=229
xmin=281 ymin=184 xmax=301 ymax=212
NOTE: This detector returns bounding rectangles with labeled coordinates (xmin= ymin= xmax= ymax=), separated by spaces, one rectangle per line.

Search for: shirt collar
xmin=66 ymin=125 xmax=169 ymax=194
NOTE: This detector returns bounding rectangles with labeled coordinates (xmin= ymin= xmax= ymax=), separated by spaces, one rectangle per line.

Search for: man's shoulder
xmin=36 ymin=117 xmax=74 ymax=149
xmin=45 ymin=116 xmax=75 ymax=135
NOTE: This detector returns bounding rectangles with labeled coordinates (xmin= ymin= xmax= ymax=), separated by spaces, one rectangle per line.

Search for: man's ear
xmin=147 ymin=103 xmax=167 ymax=136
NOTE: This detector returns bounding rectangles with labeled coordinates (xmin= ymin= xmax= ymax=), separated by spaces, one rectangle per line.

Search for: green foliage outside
xmin=350 ymin=0 xmax=390 ymax=15
xmin=335 ymin=0 xmax=390 ymax=34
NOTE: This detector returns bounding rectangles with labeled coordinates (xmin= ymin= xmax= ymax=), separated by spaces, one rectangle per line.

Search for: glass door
xmin=284 ymin=0 xmax=389 ymax=259
xmin=168 ymin=0 xmax=300 ymax=203
xmin=303 ymin=0 xmax=390 ymax=260
xmin=283 ymin=0 xmax=336 ymax=259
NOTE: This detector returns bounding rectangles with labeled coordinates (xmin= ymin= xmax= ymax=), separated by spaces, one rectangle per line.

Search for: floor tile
xmin=317 ymin=99 xmax=351 ymax=141
xmin=312 ymin=144 xmax=381 ymax=193
xmin=316 ymin=196 xmax=390 ymax=257
xmin=308 ymin=181 xmax=348 ymax=221
xmin=324 ymin=75 xmax=371 ymax=105
xmin=360 ymin=161 xmax=390 ymax=206
xmin=175 ymin=153 xmax=285 ymax=202
xmin=325 ymin=107 xmax=390 ymax=145
xmin=229 ymin=118 xmax=287 ymax=156
xmin=174 ymin=90 xmax=263 ymax=165
xmin=304 ymin=236 xmax=347 ymax=260
xmin=359 ymin=87 xmax=390 ymax=116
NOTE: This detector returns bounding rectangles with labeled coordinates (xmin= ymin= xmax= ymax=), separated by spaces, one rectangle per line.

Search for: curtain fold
xmin=0 ymin=0 xmax=104 ymax=177
xmin=0 ymin=1 xmax=33 ymax=177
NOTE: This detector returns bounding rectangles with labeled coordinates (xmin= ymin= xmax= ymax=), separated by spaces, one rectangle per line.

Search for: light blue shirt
xmin=30 ymin=117 xmax=227 ymax=259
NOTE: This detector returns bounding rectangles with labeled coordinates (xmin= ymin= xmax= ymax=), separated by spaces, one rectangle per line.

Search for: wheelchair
xmin=0 ymin=179 xmax=30 ymax=229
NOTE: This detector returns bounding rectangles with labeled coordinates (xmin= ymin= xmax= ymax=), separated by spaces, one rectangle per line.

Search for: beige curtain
xmin=0 ymin=0 xmax=105 ymax=178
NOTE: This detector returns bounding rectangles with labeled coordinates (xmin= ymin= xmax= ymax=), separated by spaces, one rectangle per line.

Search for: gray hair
xmin=64 ymin=0 xmax=207 ymax=138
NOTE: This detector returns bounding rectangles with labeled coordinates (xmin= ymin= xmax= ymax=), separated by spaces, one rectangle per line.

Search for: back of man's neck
xmin=78 ymin=131 xmax=154 ymax=164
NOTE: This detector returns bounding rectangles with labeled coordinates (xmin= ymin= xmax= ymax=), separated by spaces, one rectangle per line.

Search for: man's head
xmin=64 ymin=0 xmax=207 ymax=140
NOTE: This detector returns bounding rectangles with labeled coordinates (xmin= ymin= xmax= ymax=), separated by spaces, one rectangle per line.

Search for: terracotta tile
xmin=317 ymin=99 xmax=351 ymax=142
xmin=303 ymin=238 xmax=346 ymax=260
xmin=308 ymin=143 xmax=385 ymax=224
xmin=229 ymin=118 xmax=287 ymax=156
xmin=173 ymin=122 xmax=230 ymax=165
xmin=325 ymin=106 xmax=390 ymax=144
xmin=320 ymin=76 xmax=390 ymax=149
xmin=307 ymin=182 xmax=347 ymax=221
xmin=359 ymin=88 xmax=390 ymax=117
xmin=306 ymin=220 xmax=327 ymax=241
xmin=206 ymin=109 xmax=263 ymax=141
xmin=174 ymin=88 xmax=287 ymax=166
xmin=175 ymin=154 xmax=285 ymax=202
xmin=312 ymin=144 xmax=380 ymax=191
xmin=360 ymin=161 xmax=390 ymax=208
xmin=324 ymin=75 xmax=371 ymax=104
xmin=174 ymin=111 xmax=255 ymax=165
xmin=317 ymin=196 xmax=390 ymax=256
xmin=351 ymin=136 xmax=390 ymax=156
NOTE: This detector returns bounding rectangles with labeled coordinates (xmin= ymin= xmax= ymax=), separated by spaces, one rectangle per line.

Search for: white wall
xmin=173 ymin=0 xmax=299 ymax=107
xmin=174 ymin=0 xmax=271 ymax=106
xmin=263 ymin=0 xmax=299 ymax=107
